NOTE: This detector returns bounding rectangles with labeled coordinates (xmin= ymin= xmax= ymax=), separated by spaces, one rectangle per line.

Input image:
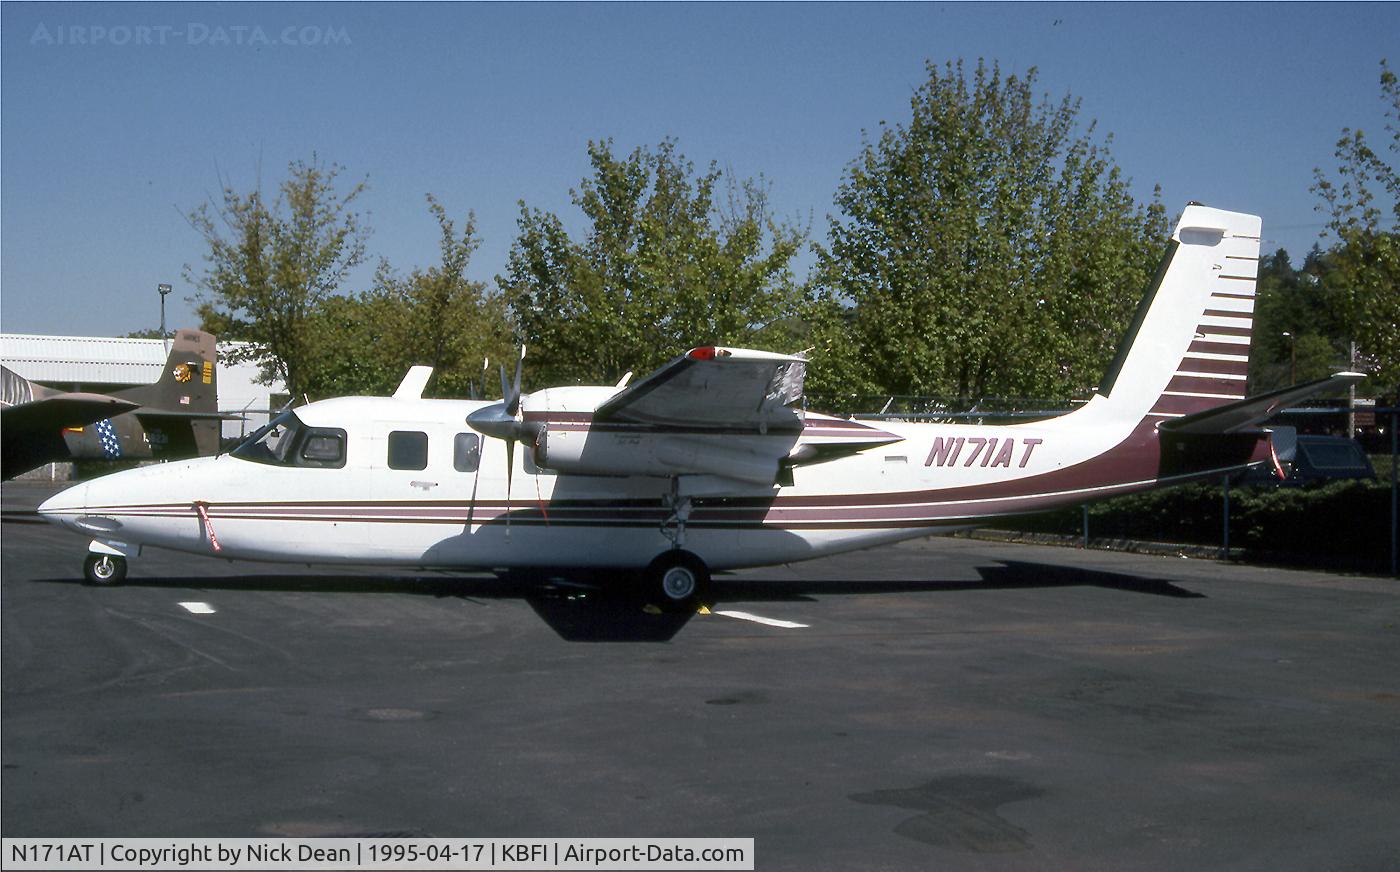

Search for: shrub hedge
xmin=989 ymin=478 xmax=1394 ymax=571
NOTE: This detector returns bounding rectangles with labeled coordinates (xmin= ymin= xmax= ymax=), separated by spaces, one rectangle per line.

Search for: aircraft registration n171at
xmin=38 ymin=205 xmax=1362 ymax=607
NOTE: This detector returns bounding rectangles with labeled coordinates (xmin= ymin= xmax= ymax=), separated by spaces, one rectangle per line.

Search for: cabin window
xmin=231 ymin=412 xmax=345 ymax=469
xmin=454 ymin=433 xmax=481 ymax=472
xmin=388 ymin=430 xmax=429 ymax=470
xmin=299 ymin=430 xmax=346 ymax=468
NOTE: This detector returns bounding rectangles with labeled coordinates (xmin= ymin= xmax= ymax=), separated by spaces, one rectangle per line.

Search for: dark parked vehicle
xmin=1240 ymin=430 xmax=1377 ymax=487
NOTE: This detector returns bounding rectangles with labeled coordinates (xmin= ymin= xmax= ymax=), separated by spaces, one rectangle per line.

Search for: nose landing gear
xmin=83 ymin=553 xmax=127 ymax=586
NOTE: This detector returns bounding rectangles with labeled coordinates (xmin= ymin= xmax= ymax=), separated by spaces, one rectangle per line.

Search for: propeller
xmin=466 ymin=345 xmax=529 ymax=537
xmin=465 ymin=357 xmax=491 ymax=530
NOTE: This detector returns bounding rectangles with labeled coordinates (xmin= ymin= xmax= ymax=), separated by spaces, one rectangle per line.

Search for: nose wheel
xmin=83 ymin=553 xmax=127 ymax=586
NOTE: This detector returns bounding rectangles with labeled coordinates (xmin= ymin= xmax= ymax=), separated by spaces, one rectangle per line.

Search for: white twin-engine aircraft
xmin=40 ymin=205 xmax=1361 ymax=608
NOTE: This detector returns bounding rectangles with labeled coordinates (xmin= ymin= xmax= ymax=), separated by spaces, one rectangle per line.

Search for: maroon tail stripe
xmin=1178 ymin=356 xmax=1250 ymax=375
xmin=1219 ymin=275 xmax=1257 ymax=281
xmin=1199 ymin=324 xmax=1253 ymax=337
xmin=1152 ymin=394 xmax=1231 ymax=415
xmin=1188 ymin=340 xmax=1250 ymax=357
xmin=1211 ymin=292 xmax=1256 ymax=300
xmin=1166 ymin=375 xmax=1246 ymax=396
xmin=1202 ymin=309 xmax=1253 ymax=320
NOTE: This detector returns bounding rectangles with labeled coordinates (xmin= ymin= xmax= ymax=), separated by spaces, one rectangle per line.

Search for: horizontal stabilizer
xmin=134 ymin=409 xmax=245 ymax=421
xmin=1160 ymin=372 xmax=1366 ymax=434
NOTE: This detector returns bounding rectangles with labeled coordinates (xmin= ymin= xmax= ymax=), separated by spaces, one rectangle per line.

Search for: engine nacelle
xmin=534 ymin=426 xmax=788 ymax=485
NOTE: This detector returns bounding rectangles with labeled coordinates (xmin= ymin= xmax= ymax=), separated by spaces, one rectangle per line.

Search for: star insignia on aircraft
xmin=94 ymin=418 xmax=122 ymax=459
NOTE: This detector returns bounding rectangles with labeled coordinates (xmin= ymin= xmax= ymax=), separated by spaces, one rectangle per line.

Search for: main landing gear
xmin=644 ymin=477 xmax=710 ymax=611
xmin=83 ymin=553 xmax=127 ymax=586
xmin=643 ymin=550 xmax=710 ymax=612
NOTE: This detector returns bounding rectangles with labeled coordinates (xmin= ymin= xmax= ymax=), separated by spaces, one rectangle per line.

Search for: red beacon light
xmin=686 ymin=346 xmax=730 ymax=361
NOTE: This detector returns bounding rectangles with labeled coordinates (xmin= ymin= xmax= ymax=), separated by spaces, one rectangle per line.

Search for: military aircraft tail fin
xmin=116 ymin=329 xmax=219 ymax=414
xmin=118 ymin=330 xmax=223 ymax=456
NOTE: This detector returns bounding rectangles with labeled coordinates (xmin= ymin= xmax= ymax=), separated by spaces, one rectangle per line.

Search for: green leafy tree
xmin=499 ymin=139 xmax=808 ymax=387
xmin=185 ymin=156 xmax=370 ymax=399
xmin=1312 ymin=59 xmax=1400 ymax=394
xmin=1248 ymin=247 xmax=1350 ymax=392
xmin=809 ymin=59 xmax=1168 ymax=404
xmin=305 ymin=196 xmax=513 ymax=398
xmin=298 ymin=290 xmax=404 ymax=398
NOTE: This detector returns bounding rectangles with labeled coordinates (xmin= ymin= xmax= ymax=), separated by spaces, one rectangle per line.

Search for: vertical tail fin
xmin=1096 ymin=204 xmax=1260 ymax=424
xmin=117 ymin=329 xmax=221 ymax=456
xmin=116 ymin=329 xmax=218 ymax=413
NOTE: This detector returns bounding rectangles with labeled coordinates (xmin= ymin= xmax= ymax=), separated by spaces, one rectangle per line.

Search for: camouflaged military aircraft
xmin=2 ymin=330 xmax=222 ymax=479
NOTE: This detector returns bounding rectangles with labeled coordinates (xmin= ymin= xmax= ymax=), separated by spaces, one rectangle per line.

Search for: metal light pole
xmin=1348 ymin=340 xmax=1357 ymax=439
xmin=157 ymin=283 xmax=172 ymax=337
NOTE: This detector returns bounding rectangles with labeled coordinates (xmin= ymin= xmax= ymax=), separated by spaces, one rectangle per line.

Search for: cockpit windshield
xmin=231 ymin=411 xmax=346 ymax=468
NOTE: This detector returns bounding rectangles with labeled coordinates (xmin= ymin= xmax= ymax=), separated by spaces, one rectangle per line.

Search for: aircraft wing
xmin=1159 ymin=371 xmax=1366 ymax=435
xmin=594 ymin=346 xmax=807 ymax=432
xmin=2 ymin=393 xmax=141 ymax=433
xmin=1 ymin=394 xmax=142 ymax=478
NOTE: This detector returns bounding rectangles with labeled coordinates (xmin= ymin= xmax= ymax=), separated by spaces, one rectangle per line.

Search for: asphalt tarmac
xmin=3 ymin=480 xmax=1399 ymax=871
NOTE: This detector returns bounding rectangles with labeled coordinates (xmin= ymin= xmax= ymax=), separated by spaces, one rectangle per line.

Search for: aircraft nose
xmin=38 ymin=482 xmax=88 ymax=528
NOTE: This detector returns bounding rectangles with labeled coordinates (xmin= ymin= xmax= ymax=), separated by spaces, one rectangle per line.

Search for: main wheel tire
xmin=83 ymin=553 xmax=127 ymax=586
xmin=645 ymin=550 xmax=710 ymax=612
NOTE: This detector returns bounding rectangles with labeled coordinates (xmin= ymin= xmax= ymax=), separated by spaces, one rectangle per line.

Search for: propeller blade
xmin=504 ymin=438 xmax=514 ymax=540
xmin=506 ymin=344 xmax=526 ymax=417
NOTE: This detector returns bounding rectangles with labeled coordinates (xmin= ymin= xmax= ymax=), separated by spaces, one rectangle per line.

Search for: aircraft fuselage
xmin=37 ymin=392 xmax=1268 ymax=572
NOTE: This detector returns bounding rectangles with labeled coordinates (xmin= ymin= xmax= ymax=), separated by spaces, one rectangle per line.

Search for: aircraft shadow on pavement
xmin=1 ymin=510 xmax=49 ymax=526
xmin=31 ymin=558 xmax=1200 ymax=643
xmin=29 ymin=571 xmax=697 ymax=642
xmin=726 ymin=560 xmax=1205 ymax=601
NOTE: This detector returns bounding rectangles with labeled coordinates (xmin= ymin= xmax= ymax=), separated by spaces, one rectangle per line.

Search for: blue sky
xmin=2 ymin=2 xmax=1396 ymax=337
